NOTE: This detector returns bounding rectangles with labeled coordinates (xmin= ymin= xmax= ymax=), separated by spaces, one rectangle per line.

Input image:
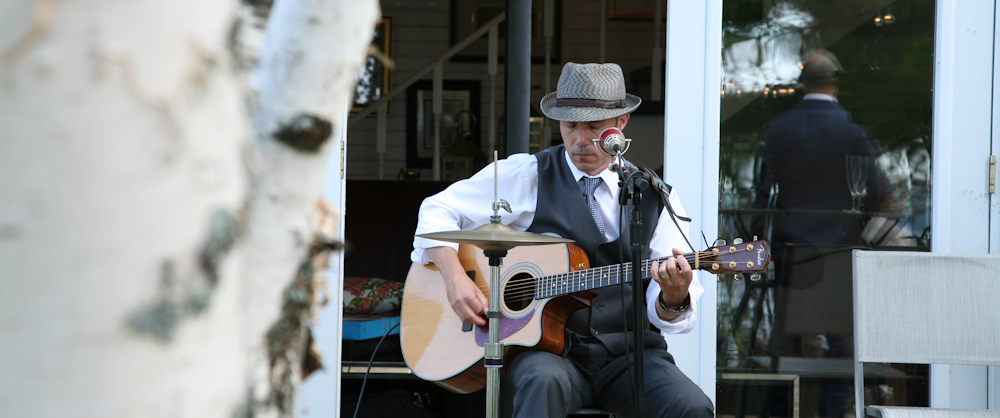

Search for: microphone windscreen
xmin=599 ymin=127 xmax=625 ymax=155
xmin=600 ymin=127 xmax=624 ymax=143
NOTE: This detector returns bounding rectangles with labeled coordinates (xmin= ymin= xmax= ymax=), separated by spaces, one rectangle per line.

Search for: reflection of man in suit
xmin=754 ymin=50 xmax=881 ymax=258
xmin=753 ymin=50 xmax=882 ymax=418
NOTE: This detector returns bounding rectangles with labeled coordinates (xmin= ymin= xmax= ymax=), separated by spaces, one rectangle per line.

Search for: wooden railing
xmin=348 ymin=13 xmax=506 ymax=180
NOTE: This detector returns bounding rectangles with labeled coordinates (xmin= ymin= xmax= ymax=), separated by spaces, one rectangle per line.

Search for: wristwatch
xmin=658 ymin=292 xmax=690 ymax=313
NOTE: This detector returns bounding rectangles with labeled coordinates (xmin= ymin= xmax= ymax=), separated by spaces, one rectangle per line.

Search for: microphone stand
xmin=615 ymin=153 xmax=650 ymax=418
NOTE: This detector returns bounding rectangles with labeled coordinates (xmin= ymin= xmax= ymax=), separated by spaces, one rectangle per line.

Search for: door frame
xmin=931 ymin=0 xmax=994 ymax=409
xmin=662 ymin=0 xmax=723 ymax=402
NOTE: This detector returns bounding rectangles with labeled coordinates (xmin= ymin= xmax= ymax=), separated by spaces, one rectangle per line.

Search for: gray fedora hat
xmin=540 ymin=62 xmax=641 ymax=122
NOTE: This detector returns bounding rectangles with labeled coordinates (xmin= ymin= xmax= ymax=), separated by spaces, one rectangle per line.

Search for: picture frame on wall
xmin=449 ymin=0 xmax=560 ymax=63
xmin=406 ymin=80 xmax=481 ymax=169
xmin=352 ymin=16 xmax=393 ymax=114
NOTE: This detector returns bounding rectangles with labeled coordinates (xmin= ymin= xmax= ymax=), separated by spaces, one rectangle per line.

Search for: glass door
xmin=716 ymin=1 xmax=935 ymax=416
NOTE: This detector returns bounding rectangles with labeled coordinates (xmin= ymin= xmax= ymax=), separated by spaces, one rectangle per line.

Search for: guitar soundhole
xmin=503 ymin=273 xmax=536 ymax=312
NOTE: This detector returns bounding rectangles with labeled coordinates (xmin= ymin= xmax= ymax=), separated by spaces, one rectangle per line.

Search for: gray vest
xmin=527 ymin=145 xmax=667 ymax=364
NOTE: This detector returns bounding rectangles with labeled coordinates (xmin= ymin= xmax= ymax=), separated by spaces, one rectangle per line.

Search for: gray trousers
xmin=504 ymin=349 xmax=715 ymax=418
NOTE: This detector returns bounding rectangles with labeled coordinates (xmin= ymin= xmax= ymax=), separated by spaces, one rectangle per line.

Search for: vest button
xmin=591 ymin=328 xmax=599 ymax=336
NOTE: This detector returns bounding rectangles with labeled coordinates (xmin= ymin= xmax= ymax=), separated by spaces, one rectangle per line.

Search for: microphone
xmin=593 ymin=127 xmax=630 ymax=158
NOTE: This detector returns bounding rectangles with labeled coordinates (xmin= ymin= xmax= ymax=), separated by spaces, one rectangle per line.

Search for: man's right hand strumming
xmin=426 ymin=246 xmax=489 ymax=327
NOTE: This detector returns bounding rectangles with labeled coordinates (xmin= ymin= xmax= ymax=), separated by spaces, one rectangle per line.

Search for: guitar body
xmin=400 ymin=238 xmax=769 ymax=394
xmin=400 ymin=242 xmax=590 ymax=394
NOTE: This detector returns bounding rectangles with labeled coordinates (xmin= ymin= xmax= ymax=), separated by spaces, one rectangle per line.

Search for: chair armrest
xmin=867 ymin=406 xmax=1000 ymax=418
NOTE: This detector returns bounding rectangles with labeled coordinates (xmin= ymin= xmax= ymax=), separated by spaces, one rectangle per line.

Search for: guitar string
xmin=476 ymin=251 xmax=762 ymax=300
xmin=472 ymin=252 xmax=737 ymax=300
xmin=474 ymin=253 xmax=716 ymax=298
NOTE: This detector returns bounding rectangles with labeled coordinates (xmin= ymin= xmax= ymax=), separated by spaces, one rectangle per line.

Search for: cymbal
xmin=417 ymin=223 xmax=574 ymax=251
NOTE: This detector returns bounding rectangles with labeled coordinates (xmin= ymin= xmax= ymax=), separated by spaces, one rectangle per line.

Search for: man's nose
xmin=573 ymin=131 xmax=593 ymax=147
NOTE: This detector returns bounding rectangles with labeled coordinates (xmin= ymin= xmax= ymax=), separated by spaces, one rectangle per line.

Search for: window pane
xmin=717 ymin=1 xmax=934 ymax=416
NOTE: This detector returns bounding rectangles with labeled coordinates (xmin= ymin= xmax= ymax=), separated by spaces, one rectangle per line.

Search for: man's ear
xmin=617 ymin=113 xmax=630 ymax=130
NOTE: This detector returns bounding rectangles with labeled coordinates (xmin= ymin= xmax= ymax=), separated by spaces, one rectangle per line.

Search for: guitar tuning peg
xmin=733 ymin=238 xmax=743 ymax=245
xmin=734 ymin=273 xmax=745 ymax=281
xmin=714 ymin=239 xmax=727 ymax=247
xmin=750 ymin=273 xmax=763 ymax=282
xmin=717 ymin=275 xmax=725 ymax=283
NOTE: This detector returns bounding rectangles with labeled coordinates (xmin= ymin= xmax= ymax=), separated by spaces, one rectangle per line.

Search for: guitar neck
xmin=533 ymin=240 xmax=769 ymax=299
xmin=534 ymin=253 xmax=696 ymax=299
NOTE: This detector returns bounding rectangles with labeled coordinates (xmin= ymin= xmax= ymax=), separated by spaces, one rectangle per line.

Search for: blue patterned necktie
xmin=581 ymin=177 xmax=606 ymax=237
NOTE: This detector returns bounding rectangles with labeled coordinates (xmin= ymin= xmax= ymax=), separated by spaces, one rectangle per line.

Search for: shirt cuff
xmin=646 ymin=286 xmax=698 ymax=334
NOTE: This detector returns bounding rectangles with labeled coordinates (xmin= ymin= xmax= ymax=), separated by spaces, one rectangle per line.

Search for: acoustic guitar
xmin=400 ymin=240 xmax=770 ymax=393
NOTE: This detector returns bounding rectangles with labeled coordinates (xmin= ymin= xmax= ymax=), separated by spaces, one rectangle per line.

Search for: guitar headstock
xmin=696 ymin=239 xmax=771 ymax=275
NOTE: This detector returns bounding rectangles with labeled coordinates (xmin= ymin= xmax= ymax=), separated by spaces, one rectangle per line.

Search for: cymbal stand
xmin=484 ymin=151 xmax=510 ymax=418
xmin=484 ymin=245 xmax=506 ymax=418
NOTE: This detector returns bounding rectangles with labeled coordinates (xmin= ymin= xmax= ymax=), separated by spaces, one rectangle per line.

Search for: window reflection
xmin=717 ymin=1 xmax=934 ymax=417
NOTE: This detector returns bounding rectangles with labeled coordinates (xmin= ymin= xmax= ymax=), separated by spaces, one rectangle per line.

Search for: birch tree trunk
xmin=0 ymin=0 xmax=378 ymax=417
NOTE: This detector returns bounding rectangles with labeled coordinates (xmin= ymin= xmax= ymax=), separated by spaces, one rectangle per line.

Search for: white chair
xmin=852 ymin=250 xmax=1000 ymax=418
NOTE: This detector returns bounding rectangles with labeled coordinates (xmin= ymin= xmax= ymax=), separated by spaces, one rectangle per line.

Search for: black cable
xmin=663 ymin=192 xmax=696 ymax=253
xmin=352 ymin=322 xmax=401 ymax=418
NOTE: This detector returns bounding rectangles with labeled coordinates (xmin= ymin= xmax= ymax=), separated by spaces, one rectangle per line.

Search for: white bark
xmin=0 ymin=0 xmax=378 ymax=416
xmin=245 ymin=0 xmax=379 ymax=415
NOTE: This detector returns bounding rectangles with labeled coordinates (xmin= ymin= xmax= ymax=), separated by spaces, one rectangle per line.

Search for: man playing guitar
xmin=410 ymin=63 xmax=715 ymax=418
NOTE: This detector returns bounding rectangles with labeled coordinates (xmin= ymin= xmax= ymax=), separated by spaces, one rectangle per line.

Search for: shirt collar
xmin=562 ymin=148 xmax=620 ymax=193
xmin=802 ymin=93 xmax=838 ymax=103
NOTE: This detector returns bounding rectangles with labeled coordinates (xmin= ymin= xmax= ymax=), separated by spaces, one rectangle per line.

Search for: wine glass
xmin=846 ymin=155 xmax=869 ymax=211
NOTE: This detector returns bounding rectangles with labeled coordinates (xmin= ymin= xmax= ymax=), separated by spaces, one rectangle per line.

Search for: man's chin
xmin=571 ymin=155 xmax=602 ymax=173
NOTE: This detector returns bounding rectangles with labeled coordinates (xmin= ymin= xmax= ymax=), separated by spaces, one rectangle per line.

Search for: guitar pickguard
xmin=474 ymin=311 xmax=533 ymax=346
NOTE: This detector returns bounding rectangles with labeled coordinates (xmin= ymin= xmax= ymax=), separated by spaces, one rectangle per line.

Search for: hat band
xmin=554 ymin=98 xmax=626 ymax=109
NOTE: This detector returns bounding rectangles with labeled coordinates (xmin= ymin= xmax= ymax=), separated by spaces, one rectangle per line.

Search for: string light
xmin=875 ymin=11 xmax=895 ymax=26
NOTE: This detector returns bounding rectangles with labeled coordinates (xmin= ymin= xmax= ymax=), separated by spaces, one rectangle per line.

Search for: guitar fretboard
xmin=527 ymin=241 xmax=767 ymax=299
xmin=534 ymin=257 xmax=676 ymax=299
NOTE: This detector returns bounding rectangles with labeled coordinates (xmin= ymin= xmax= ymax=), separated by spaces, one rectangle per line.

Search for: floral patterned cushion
xmin=343 ymin=277 xmax=403 ymax=315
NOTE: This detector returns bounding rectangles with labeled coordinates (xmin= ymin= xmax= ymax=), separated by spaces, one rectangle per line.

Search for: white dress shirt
xmin=802 ymin=92 xmax=838 ymax=102
xmin=411 ymin=150 xmax=703 ymax=334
